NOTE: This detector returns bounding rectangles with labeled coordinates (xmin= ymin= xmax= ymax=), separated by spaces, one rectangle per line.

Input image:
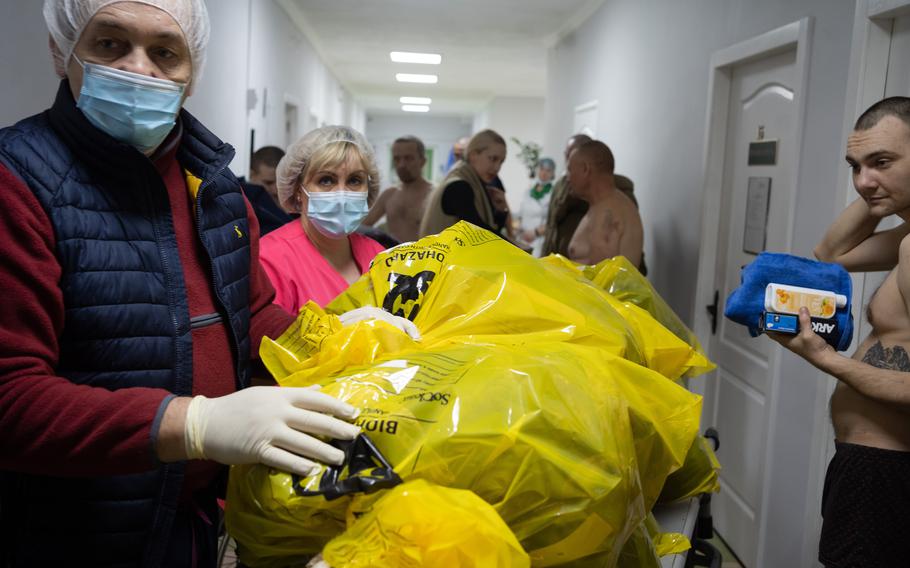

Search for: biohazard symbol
xmin=382 ymin=271 xmax=435 ymax=321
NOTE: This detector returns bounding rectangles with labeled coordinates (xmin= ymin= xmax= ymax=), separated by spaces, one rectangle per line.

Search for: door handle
xmin=706 ymin=290 xmax=719 ymax=335
xmin=704 ymin=427 xmax=720 ymax=451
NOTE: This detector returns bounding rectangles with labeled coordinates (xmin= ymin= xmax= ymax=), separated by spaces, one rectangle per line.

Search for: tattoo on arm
xmin=861 ymin=340 xmax=910 ymax=371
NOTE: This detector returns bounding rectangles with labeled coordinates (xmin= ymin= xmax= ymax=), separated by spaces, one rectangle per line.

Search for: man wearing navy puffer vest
xmin=0 ymin=1 xmax=416 ymax=566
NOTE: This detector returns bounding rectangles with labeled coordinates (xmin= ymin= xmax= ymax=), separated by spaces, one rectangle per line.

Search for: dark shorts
xmin=819 ymin=441 xmax=910 ymax=568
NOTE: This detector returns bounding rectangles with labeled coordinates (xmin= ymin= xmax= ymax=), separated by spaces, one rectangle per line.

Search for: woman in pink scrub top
xmin=260 ymin=126 xmax=386 ymax=313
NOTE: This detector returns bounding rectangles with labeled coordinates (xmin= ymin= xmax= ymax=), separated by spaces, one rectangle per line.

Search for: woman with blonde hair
xmin=419 ymin=129 xmax=510 ymax=237
xmin=260 ymin=125 xmax=385 ymax=312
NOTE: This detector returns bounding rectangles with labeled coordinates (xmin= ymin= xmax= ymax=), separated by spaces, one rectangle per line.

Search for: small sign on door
xmin=743 ymin=177 xmax=771 ymax=255
xmin=748 ymin=140 xmax=778 ymax=165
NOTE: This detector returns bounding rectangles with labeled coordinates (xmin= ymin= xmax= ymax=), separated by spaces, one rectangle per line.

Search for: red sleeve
xmin=245 ymin=199 xmax=296 ymax=356
xmin=0 ymin=165 xmax=173 ymax=477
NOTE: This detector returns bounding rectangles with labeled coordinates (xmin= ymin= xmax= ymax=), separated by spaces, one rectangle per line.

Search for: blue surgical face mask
xmin=304 ymin=189 xmax=370 ymax=238
xmin=75 ymin=58 xmax=185 ymax=152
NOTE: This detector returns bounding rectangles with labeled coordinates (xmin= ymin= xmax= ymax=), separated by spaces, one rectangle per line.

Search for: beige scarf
xmin=419 ymin=160 xmax=496 ymax=237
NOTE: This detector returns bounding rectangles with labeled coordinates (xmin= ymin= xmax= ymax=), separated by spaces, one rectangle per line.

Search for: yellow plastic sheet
xmin=616 ymin=513 xmax=690 ymax=568
xmin=321 ymin=479 xmax=530 ymax=568
xmin=540 ymin=254 xmax=714 ymax=380
xmin=644 ymin=513 xmax=691 ymax=557
xmin=660 ymin=436 xmax=721 ymax=503
xmin=227 ymin=222 xmax=714 ymax=567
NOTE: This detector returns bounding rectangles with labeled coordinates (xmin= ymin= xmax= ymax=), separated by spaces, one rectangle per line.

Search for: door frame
xmin=283 ymin=93 xmax=301 ymax=149
xmin=692 ymin=18 xmax=812 ymax=352
xmin=801 ymin=1 xmax=910 ymax=565
xmin=573 ymin=99 xmax=599 ymax=138
xmin=835 ymin=1 xmax=910 ymax=214
xmin=690 ymin=17 xmax=813 ymax=565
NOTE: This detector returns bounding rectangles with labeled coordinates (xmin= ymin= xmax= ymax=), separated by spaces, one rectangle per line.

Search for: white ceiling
xmin=278 ymin=0 xmax=605 ymax=116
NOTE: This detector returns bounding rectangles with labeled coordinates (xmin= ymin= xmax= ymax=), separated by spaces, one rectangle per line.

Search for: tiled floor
xmin=218 ymin=537 xmax=237 ymax=568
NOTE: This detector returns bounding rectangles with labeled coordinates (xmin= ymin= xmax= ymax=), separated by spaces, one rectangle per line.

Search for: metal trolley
xmin=654 ymin=428 xmax=723 ymax=568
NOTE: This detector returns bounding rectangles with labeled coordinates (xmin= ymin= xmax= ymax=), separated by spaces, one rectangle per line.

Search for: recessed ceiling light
xmin=400 ymin=96 xmax=432 ymax=105
xmin=396 ymin=73 xmax=438 ymax=84
xmin=402 ymin=105 xmax=430 ymax=113
xmin=390 ymin=51 xmax=442 ymax=65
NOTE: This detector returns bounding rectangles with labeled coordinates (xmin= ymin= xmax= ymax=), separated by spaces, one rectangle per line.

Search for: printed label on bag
xmin=382 ymin=271 xmax=436 ymax=321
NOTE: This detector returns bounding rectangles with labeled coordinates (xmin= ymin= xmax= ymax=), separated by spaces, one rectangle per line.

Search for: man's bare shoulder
xmin=895 ymin=232 xmax=910 ymax=306
xmin=609 ymin=189 xmax=639 ymax=211
xmin=402 ymin=181 xmax=433 ymax=195
xmin=899 ymin=230 xmax=910 ymax=260
xmin=609 ymin=191 xmax=643 ymax=228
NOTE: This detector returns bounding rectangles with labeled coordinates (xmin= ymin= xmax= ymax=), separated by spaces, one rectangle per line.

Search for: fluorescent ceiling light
xmin=400 ymin=96 xmax=432 ymax=105
xmin=402 ymin=105 xmax=430 ymax=113
xmin=396 ymin=73 xmax=438 ymax=84
xmin=395 ymin=73 xmax=439 ymax=83
xmin=390 ymin=51 xmax=441 ymax=65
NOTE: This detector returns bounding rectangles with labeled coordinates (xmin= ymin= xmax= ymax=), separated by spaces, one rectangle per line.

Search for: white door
xmin=284 ymin=102 xmax=299 ymax=149
xmin=306 ymin=110 xmax=320 ymax=137
xmin=703 ymin=47 xmax=797 ymax=567
xmin=573 ymin=100 xmax=598 ymax=138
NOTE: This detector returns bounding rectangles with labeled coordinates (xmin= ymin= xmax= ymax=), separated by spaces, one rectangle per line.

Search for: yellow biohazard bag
xmin=320 ymin=479 xmax=530 ymax=568
xmin=542 ymin=254 xmax=719 ymax=502
xmin=541 ymin=254 xmax=714 ymax=380
xmin=328 ymin=225 xmax=709 ymax=384
xmin=226 ymin=222 xmax=713 ymax=567
xmin=659 ymin=435 xmax=721 ymax=503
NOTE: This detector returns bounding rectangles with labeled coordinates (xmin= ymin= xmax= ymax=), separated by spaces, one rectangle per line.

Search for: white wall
xmin=0 ymin=4 xmax=66 ymax=127
xmin=547 ymin=2 xmax=855 ymax=566
xmin=474 ymin=96 xmax=547 ymax=211
xmin=183 ymin=0 xmax=251 ymax=174
xmin=247 ymin=0 xmax=352 ymax=143
xmin=191 ymin=0 xmax=365 ymax=177
xmin=365 ymin=113 xmax=473 ymax=189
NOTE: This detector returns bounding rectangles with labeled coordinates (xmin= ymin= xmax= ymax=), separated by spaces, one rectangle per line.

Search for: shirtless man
xmin=363 ymin=135 xmax=432 ymax=243
xmin=565 ymin=140 xmax=643 ymax=267
xmin=770 ymin=97 xmax=910 ymax=568
xmin=541 ymin=133 xmax=591 ymax=256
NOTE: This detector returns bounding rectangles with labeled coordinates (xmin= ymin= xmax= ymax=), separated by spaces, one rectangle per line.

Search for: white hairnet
xmin=43 ymin=0 xmax=210 ymax=82
xmin=277 ymin=125 xmax=380 ymax=214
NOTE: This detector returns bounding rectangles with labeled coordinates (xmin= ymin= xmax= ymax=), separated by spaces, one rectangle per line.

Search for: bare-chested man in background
xmin=363 ymin=135 xmax=432 ymax=243
xmin=771 ymin=97 xmax=910 ymax=568
xmin=565 ymin=140 xmax=643 ymax=268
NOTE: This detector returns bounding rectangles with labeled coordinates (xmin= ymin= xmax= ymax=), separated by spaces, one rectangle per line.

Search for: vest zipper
xmin=194 ymin=164 xmax=245 ymax=387
xmin=146 ymin=178 xmax=183 ymax=391
xmin=189 ymin=312 xmax=223 ymax=329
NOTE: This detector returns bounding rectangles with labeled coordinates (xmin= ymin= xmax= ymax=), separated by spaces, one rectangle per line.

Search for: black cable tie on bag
xmin=291 ymin=434 xmax=402 ymax=501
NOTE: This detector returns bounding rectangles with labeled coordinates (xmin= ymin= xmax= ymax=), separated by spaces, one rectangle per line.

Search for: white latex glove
xmin=306 ymin=554 xmax=331 ymax=568
xmin=183 ymin=386 xmax=360 ymax=476
xmin=338 ymin=306 xmax=421 ymax=340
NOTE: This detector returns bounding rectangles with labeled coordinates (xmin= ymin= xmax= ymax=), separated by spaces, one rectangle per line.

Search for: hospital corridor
xmin=1 ymin=1 xmax=909 ymax=567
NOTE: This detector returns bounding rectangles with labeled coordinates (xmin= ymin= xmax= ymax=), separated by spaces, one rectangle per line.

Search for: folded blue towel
xmin=723 ymin=252 xmax=853 ymax=351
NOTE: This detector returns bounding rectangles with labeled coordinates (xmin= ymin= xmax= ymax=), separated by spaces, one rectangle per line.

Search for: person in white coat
xmin=516 ymin=157 xmax=556 ymax=256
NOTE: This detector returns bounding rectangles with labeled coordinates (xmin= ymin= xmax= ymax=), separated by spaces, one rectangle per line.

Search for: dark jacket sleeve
xmin=440 ymin=180 xmax=498 ymax=233
xmin=244 ymin=198 xmax=296 ymax=357
xmin=0 ymin=165 xmax=173 ymax=477
xmin=241 ymin=181 xmax=292 ymax=236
